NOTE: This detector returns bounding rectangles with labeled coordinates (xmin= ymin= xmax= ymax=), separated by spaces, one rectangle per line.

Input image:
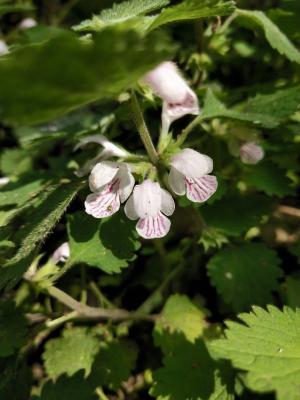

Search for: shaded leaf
xmin=40 ymin=371 xmax=97 ymax=400
xmin=201 ymin=194 xmax=273 ymax=236
xmin=151 ymin=337 xmax=234 ymax=400
xmin=68 ymin=212 xmax=140 ymax=274
xmin=244 ymin=161 xmax=294 ymax=197
xmin=90 ymin=340 xmax=137 ymax=389
xmin=0 ymin=180 xmax=82 ymax=289
xmin=207 ymin=243 xmax=283 ymax=311
xmin=0 ymin=29 xmax=173 ymax=125
xmin=0 ymin=301 xmax=28 ymax=357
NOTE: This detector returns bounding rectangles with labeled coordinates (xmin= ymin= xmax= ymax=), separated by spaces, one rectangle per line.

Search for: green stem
xmin=89 ymin=281 xmax=114 ymax=309
xmin=96 ymin=387 xmax=110 ymax=400
xmin=45 ymin=311 xmax=78 ymax=329
xmin=47 ymin=286 xmax=157 ymax=322
xmin=176 ymin=115 xmax=204 ymax=147
xmin=136 ymin=263 xmax=184 ymax=314
xmin=131 ymin=91 xmax=159 ymax=165
xmin=53 ymin=0 xmax=80 ymax=25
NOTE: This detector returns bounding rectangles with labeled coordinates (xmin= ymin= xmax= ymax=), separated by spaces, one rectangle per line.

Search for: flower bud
xmin=239 ymin=142 xmax=264 ymax=165
xmin=143 ymin=62 xmax=199 ymax=134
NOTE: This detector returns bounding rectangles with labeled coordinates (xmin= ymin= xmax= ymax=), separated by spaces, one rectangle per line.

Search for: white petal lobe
xmin=171 ymin=148 xmax=213 ymax=178
xmin=160 ymin=188 xmax=175 ymax=216
xmin=168 ymin=168 xmax=186 ymax=195
xmin=89 ymin=161 xmax=119 ymax=192
xmin=124 ymin=195 xmax=138 ymax=220
xmin=133 ymin=180 xmax=161 ymax=218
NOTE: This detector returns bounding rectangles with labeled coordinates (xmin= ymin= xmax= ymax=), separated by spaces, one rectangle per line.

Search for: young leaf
xmin=207 ymin=243 xmax=282 ymax=311
xmin=151 ymin=337 xmax=234 ymax=400
xmin=213 ymin=306 xmax=300 ymax=400
xmin=148 ymin=0 xmax=236 ymax=32
xmin=43 ymin=327 xmax=100 ymax=379
xmin=0 ymin=29 xmax=173 ymax=125
xmin=73 ymin=0 xmax=169 ymax=32
xmin=0 ymin=301 xmax=28 ymax=357
xmin=154 ymin=294 xmax=206 ymax=352
xmin=237 ymin=9 xmax=300 ymax=64
xmin=68 ymin=212 xmax=140 ymax=274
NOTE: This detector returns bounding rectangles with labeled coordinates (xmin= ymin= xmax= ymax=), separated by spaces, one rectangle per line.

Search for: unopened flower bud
xmin=240 ymin=142 xmax=264 ymax=165
xmin=143 ymin=62 xmax=199 ymax=134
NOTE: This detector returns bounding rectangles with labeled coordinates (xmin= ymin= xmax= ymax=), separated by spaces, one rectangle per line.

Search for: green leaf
xmin=0 ymin=175 xmax=44 ymax=207
xmin=0 ymin=301 xmax=28 ymax=357
xmin=0 ymin=357 xmax=32 ymax=400
xmin=43 ymin=327 xmax=100 ymax=378
xmin=202 ymin=87 xmax=300 ymax=128
xmin=240 ymin=85 xmax=300 ymax=123
xmin=201 ymin=194 xmax=273 ymax=236
xmin=236 ymin=9 xmax=300 ymax=64
xmin=151 ymin=338 xmax=234 ymax=400
xmin=148 ymin=0 xmax=236 ymax=32
xmin=0 ymin=180 xmax=82 ymax=289
xmin=90 ymin=340 xmax=137 ymax=389
xmin=73 ymin=0 xmax=169 ymax=32
xmin=0 ymin=0 xmax=33 ymax=16
xmin=68 ymin=211 xmax=140 ymax=274
xmin=154 ymin=294 xmax=206 ymax=352
xmin=0 ymin=29 xmax=173 ymax=125
xmin=0 ymin=148 xmax=33 ymax=176
xmin=207 ymin=243 xmax=283 ymax=312
xmin=213 ymin=306 xmax=300 ymax=400
xmin=244 ymin=161 xmax=294 ymax=197
xmin=40 ymin=371 xmax=97 ymax=400
xmin=282 ymin=274 xmax=300 ymax=308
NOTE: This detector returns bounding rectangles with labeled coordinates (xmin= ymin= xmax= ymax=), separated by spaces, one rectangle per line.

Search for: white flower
xmin=85 ymin=161 xmax=134 ymax=218
xmin=143 ymin=62 xmax=200 ymax=134
xmin=19 ymin=18 xmax=37 ymax=29
xmin=125 ymin=179 xmax=175 ymax=239
xmin=51 ymin=242 xmax=70 ymax=264
xmin=75 ymin=134 xmax=128 ymax=159
xmin=75 ymin=134 xmax=129 ymax=178
xmin=240 ymin=142 xmax=264 ymax=165
xmin=168 ymin=148 xmax=218 ymax=203
xmin=0 ymin=177 xmax=10 ymax=186
xmin=0 ymin=40 xmax=8 ymax=56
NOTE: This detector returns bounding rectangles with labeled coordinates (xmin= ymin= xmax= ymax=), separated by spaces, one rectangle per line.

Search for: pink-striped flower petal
xmin=185 ymin=175 xmax=218 ymax=203
xmin=136 ymin=212 xmax=171 ymax=239
xmin=85 ymin=179 xmax=121 ymax=218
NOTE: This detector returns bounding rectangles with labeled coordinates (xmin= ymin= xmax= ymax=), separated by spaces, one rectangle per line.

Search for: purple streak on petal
xmin=85 ymin=179 xmax=121 ymax=218
xmin=185 ymin=175 xmax=218 ymax=203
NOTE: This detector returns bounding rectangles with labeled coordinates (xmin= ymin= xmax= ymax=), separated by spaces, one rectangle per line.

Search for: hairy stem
xmin=131 ymin=91 xmax=159 ymax=165
xmin=176 ymin=115 xmax=203 ymax=146
xmin=47 ymin=286 xmax=157 ymax=322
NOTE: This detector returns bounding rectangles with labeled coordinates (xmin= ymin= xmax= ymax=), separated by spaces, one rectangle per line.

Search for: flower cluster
xmin=81 ymin=61 xmax=220 ymax=238
xmin=84 ymin=147 xmax=217 ymax=239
